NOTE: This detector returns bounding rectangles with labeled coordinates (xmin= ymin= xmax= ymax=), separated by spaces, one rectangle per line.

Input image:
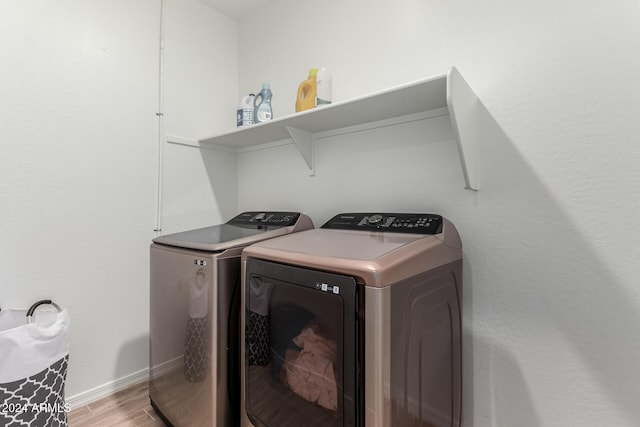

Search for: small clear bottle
xmin=316 ymin=67 xmax=332 ymax=106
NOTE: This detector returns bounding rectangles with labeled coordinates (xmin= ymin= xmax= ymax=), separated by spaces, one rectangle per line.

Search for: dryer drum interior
xmin=244 ymin=259 xmax=360 ymax=427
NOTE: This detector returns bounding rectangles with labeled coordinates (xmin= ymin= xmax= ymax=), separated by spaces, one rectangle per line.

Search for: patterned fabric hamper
xmin=0 ymin=300 xmax=70 ymax=427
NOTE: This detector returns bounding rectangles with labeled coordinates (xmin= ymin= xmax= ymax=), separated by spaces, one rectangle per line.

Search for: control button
xmin=368 ymin=214 xmax=383 ymax=225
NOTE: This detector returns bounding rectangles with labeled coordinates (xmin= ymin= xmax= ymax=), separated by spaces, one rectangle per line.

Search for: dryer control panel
xmin=321 ymin=213 xmax=443 ymax=234
xmin=228 ymin=211 xmax=301 ymax=228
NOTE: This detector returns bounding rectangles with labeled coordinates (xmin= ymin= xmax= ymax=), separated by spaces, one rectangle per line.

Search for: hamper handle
xmin=26 ymin=299 xmax=62 ymax=323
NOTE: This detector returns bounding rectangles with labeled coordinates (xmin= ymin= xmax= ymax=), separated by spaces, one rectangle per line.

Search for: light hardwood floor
xmin=67 ymin=381 xmax=166 ymax=426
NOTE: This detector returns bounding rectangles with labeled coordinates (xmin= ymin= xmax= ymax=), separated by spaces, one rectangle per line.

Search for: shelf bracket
xmin=447 ymin=67 xmax=479 ymax=191
xmin=286 ymin=126 xmax=315 ymax=176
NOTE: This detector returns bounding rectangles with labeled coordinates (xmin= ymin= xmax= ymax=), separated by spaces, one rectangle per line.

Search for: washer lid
xmin=152 ymin=211 xmax=306 ymax=251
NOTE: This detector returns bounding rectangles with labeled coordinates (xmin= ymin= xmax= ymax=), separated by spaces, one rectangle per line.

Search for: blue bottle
xmin=253 ymin=83 xmax=273 ymax=123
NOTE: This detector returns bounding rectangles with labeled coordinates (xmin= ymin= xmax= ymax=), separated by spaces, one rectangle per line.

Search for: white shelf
xmin=199 ymin=67 xmax=479 ymax=190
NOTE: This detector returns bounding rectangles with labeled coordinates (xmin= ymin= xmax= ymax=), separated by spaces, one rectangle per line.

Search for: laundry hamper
xmin=0 ymin=300 xmax=70 ymax=427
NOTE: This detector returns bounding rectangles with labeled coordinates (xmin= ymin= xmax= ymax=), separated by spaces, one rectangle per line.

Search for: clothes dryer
xmin=149 ymin=211 xmax=313 ymax=427
xmin=240 ymin=213 xmax=462 ymax=427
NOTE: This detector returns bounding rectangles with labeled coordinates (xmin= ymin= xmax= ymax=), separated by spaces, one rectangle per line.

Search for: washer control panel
xmin=322 ymin=213 xmax=443 ymax=234
xmin=228 ymin=211 xmax=301 ymax=228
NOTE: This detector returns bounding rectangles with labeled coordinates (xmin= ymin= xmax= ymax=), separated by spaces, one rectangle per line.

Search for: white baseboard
xmin=66 ymin=368 xmax=149 ymax=410
xmin=149 ymin=355 xmax=183 ymax=377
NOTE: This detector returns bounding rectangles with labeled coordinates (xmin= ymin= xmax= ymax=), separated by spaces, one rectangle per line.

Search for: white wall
xmin=0 ymin=0 xmax=238 ymax=402
xmin=0 ymin=0 xmax=160 ymax=397
xmin=160 ymin=0 xmax=238 ymax=234
xmin=237 ymin=0 xmax=640 ymax=426
xmin=3 ymin=0 xmax=639 ymax=424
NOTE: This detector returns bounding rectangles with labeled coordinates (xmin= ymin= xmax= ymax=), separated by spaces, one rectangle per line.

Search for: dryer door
xmin=244 ymin=258 xmax=359 ymax=427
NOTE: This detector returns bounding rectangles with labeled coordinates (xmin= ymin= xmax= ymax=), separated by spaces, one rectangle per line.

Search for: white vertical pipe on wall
xmin=155 ymin=0 xmax=166 ymax=235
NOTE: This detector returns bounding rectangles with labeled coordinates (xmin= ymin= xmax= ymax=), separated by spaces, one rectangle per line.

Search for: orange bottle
xmin=295 ymin=68 xmax=318 ymax=112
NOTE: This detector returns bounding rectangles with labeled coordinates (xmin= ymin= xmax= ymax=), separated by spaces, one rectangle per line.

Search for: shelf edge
xmin=447 ymin=67 xmax=479 ymax=191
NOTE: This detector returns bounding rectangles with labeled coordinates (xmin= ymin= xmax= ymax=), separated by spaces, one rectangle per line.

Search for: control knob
xmin=367 ymin=214 xmax=384 ymax=225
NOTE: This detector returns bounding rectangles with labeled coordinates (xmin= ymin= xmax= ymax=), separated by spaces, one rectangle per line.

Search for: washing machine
xmin=240 ymin=213 xmax=463 ymax=427
xmin=149 ymin=211 xmax=314 ymax=427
